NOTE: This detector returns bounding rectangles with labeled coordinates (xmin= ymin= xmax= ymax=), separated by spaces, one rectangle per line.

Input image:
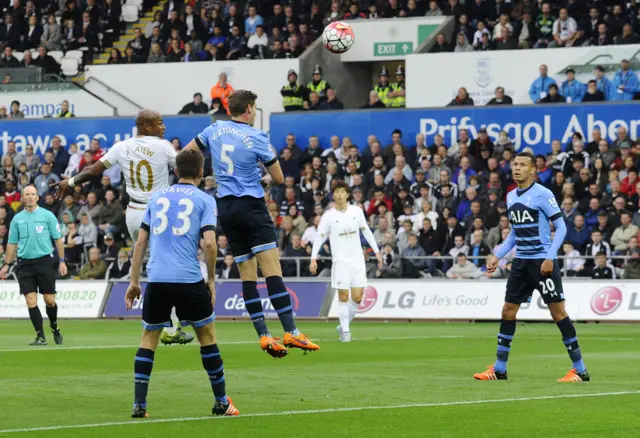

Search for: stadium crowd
xmin=267 ymin=125 xmax=640 ymax=280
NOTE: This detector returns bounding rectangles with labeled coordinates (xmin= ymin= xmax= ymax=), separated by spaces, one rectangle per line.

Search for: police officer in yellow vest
xmin=373 ymin=66 xmax=392 ymax=107
xmin=307 ymin=65 xmax=331 ymax=101
xmin=281 ymin=69 xmax=306 ymax=112
xmin=56 ymin=100 xmax=75 ymax=118
xmin=389 ymin=65 xmax=406 ymax=108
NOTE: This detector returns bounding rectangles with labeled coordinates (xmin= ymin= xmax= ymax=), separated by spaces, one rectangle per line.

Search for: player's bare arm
xmin=50 ymin=160 xmax=107 ymax=199
xmin=125 ymin=228 xmax=149 ymax=309
xmin=202 ymin=229 xmax=218 ymax=307
xmin=0 ymin=243 xmax=17 ymax=279
xmin=54 ymin=238 xmax=68 ymax=277
xmin=264 ymin=160 xmax=284 ymax=185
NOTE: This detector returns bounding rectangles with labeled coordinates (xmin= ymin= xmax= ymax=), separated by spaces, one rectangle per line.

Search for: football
xmin=322 ymin=21 xmax=355 ymax=54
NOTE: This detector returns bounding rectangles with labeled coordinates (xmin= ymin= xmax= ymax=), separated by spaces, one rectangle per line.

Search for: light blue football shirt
xmin=195 ymin=120 xmax=277 ymax=198
xmin=506 ymin=182 xmax=562 ymax=259
xmin=141 ymin=184 xmax=217 ymax=283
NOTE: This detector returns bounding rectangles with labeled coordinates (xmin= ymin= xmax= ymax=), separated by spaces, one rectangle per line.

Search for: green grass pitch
xmin=1 ymin=320 xmax=639 ymax=437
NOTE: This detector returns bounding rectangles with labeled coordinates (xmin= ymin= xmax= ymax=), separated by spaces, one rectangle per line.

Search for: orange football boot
xmin=260 ymin=336 xmax=288 ymax=359
xmin=557 ymin=368 xmax=590 ymax=382
xmin=473 ymin=365 xmax=508 ymax=380
xmin=283 ymin=332 xmax=320 ymax=352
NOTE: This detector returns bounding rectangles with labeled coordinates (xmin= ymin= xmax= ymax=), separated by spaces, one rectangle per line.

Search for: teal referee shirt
xmin=8 ymin=207 xmax=62 ymax=260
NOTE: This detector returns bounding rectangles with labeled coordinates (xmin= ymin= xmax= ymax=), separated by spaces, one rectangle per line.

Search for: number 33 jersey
xmin=142 ymin=184 xmax=218 ymax=283
xmin=100 ymin=136 xmax=177 ymax=204
xmin=194 ymin=120 xmax=277 ymax=199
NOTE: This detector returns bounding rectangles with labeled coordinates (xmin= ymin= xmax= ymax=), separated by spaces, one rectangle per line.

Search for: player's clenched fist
xmin=125 ymin=283 xmax=142 ymax=310
xmin=486 ymin=255 xmax=499 ymax=273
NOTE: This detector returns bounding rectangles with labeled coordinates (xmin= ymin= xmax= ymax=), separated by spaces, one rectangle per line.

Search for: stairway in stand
xmin=93 ymin=0 xmax=167 ymax=65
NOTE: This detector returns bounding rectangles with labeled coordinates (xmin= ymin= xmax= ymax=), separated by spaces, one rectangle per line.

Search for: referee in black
xmin=0 ymin=186 xmax=68 ymax=345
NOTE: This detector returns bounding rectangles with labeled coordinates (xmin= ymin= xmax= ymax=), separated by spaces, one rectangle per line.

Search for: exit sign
xmin=373 ymin=42 xmax=413 ymax=56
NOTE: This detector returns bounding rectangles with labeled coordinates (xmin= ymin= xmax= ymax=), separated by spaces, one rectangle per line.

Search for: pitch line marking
xmin=0 ymin=335 xmax=635 ymax=353
xmin=0 ymin=391 xmax=638 ymax=434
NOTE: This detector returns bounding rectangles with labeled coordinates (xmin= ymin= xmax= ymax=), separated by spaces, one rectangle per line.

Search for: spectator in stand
xmin=611 ymin=211 xmax=638 ymax=252
xmin=561 ymin=241 xmax=585 ymax=277
xmin=78 ymin=212 xmax=97 ymax=246
xmin=583 ymin=80 xmax=605 ymax=102
xmin=453 ymin=32 xmax=473 ymax=52
xmin=100 ymin=233 xmax=120 ymax=260
xmin=610 ymin=59 xmax=638 ymax=101
xmin=79 ymin=247 xmax=108 ymax=279
xmin=486 ymin=86 xmax=513 ymax=105
xmin=106 ymin=249 xmax=130 ymax=279
xmin=529 ymin=64 xmax=557 ymax=103
xmin=47 ymin=136 xmax=70 ymax=176
xmin=8 ymin=101 xmax=24 ymax=119
xmin=591 ymin=251 xmax=615 ymax=279
xmin=98 ymin=189 xmax=124 ymax=236
xmin=617 ymin=23 xmax=640 ymax=45
xmin=226 ymin=25 xmax=246 ymax=59
xmin=539 ymin=83 xmax=566 ymax=103
xmin=34 ymin=163 xmax=59 ymax=196
xmin=64 ymin=143 xmax=82 ymax=177
xmin=559 ymin=68 xmax=585 ymax=103
xmin=550 ymin=8 xmax=579 ymax=47
xmin=320 ymin=88 xmax=344 ymax=110
xmin=429 ymin=32 xmax=451 ymax=52
xmin=376 ymin=244 xmax=402 ymax=278
xmin=148 ymin=42 xmax=165 ymax=62
xmin=0 ymin=46 xmax=20 ymax=68
xmin=179 ymin=92 xmax=209 ymax=114
xmin=344 ymin=2 xmax=366 ymax=20
xmin=447 ymin=87 xmax=474 ymax=106
xmin=41 ymin=15 xmax=62 ymax=50
xmin=446 ymin=253 xmax=478 ymax=279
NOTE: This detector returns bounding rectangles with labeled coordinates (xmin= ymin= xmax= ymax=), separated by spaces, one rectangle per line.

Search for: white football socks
xmin=338 ymin=301 xmax=350 ymax=333
xmin=348 ymin=299 xmax=360 ymax=324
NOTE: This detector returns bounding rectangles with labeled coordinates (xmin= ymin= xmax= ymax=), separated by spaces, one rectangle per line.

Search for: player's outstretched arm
xmin=183 ymin=139 xmax=200 ymax=152
xmin=50 ymin=161 xmax=107 ymax=199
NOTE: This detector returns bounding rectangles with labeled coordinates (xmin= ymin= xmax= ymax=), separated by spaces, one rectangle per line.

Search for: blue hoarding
xmin=270 ymin=102 xmax=640 ymax=155
xmin=0 ymin=115 xmax=211 ymax=156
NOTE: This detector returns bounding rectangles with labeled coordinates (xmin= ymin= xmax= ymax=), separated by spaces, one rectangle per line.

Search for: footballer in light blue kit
xmin=125 ymin=149 xmax=240 ymax=419
xmin=474 ymin=151 xmax=589 ymax=383
xmin=184 ymin=89 xmax=319 ymax=358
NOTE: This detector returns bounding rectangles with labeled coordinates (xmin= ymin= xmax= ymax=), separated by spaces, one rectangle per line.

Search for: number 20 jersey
xmin=100 ymin=136 xmax=177 ymax=203
xmin=194 ymin=120 xmax=276 ymax=199
xmin=141 ymin=184 xmax=218 ymax=283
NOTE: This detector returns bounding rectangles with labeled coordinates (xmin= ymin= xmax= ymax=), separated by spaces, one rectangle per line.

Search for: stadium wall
xmin=84 ymin=60 xmax=300 ymax=133
xmin=0 ymin=90 xmax=116 ymax=119
xmin=406 ymin=44 xmax=640 ymax=107
xmin=269 ymin=101 xmax=640 ymax=154
xmin=1 ymin=279 xmax=639 ymax=322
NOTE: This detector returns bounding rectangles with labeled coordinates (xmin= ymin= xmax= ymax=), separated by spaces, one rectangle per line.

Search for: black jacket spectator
xmin=0 ymin=18 xmax=23 ymax=51
xmin=0 ymin=51 xmax=20 ymax=68
xmin=179 ymin=101 xmax=208 ymax=114
xmin=33 ymin=50 xmax=61 ymax=75
xmin=107 ymin=260 xmax=131 ymax=279
xmin=23 ymin=22 xmax=43 ymax=51
xmin=447 ymin=96 xmax=474 ymax=106
xmin=583 ymin=89 xmax=605 ymax=102
xmin=486 ymin=95 xmax=513 ymax=105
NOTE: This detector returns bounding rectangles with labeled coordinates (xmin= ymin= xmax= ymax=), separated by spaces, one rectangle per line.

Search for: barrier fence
xmin=0 ymin=278 xmax=639 ymax=322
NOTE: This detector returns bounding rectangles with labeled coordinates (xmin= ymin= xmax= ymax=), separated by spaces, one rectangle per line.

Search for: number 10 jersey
xmin=100 ymin=136 xmax=177 ymax=204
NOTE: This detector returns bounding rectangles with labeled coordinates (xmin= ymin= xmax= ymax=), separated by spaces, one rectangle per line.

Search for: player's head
xmin=512 ymin=151 xmax=536 ymax=184
xmin=22 ymin=185 xmax=38 ymax=208
xmin=136 ymin=109 xmax=165 ymax=138
xmin=228 ymin=90 xmax=258 ymax=126
xmin=332 ymin=180 xmax=350 ymax=204
xmin=175 ymin=148 xmax=204 ymax=183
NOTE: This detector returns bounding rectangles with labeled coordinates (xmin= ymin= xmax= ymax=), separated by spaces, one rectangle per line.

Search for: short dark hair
xmin=516 ymin=151 xmax=535 ymax=164
xmin=228 ymin=90 xmax=257 ymax=117
xmin=332 ymin=180 xmax=350 ymax=195
xmin=176 ymin=148 xmax=204 ymax=179
xmin=595 ymin=251 xmax=606 ymax=257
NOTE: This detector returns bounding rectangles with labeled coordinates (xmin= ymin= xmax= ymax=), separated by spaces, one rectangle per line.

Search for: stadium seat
xmin=30 ymin=50 xmax=38 ymax=59
xmin=61 ymin=58 xmax=79 ymax=76
xmin=122 ymin=4 xmax=139 ymax=23
xmin=49 ymin=50 xmax=64 ymax=63
xmin=12 ymin=51 xmax=23 ymax=62
xmin=65 ymin=50 xmax=84 ymax=64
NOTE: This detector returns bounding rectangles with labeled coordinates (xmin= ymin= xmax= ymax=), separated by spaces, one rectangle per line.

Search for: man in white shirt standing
xmin=310 ymin=181 xmax=382 ymax=342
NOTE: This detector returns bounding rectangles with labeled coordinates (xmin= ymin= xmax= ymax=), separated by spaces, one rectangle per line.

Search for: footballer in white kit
xmin=51 ymin=110 xmax=193 ymax=345
xmin=310 ymin=181 xmax=382 ymax=342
